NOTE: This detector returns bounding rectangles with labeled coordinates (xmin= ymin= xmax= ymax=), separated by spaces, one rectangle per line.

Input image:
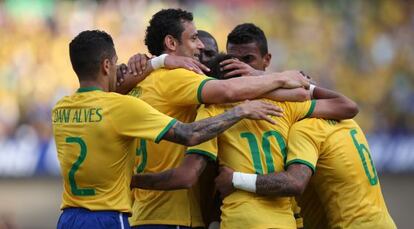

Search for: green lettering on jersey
xmin=95 ymin=108 xmax=103 ymax=122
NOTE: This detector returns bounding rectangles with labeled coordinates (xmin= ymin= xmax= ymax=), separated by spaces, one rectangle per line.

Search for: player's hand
xmin=300 ymin=70 xmax=317 ymax=85
xmin=215 ymin=166 xmax=235 ymax=199
xmin=278 ymin=70 xmax=311 ymax=89
xmin=220 ymin=58 xmax=263 ymax=78
xmin=128 ymin=53 xmax=150 ymax=76
xmin=235 ymin=100 xmax=283 ymax=124
xmin=164 ymin=55 xmax=210 ymax=74
xmin=116 ymin=63 xmax=128 ymax=87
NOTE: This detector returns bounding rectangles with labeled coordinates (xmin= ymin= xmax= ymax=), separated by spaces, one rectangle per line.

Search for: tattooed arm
xmin=161 ymin=100 xmax=282 ymax=146
xmin=215 ymin=164 xmax=312 ymax=198
xmin=131 ymin=154 xmax=208 ymax=190
xmin=256 ymin=164 xmax=312 ymax=196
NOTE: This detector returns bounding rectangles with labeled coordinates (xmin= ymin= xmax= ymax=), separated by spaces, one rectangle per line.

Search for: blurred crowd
xmin=0 ymin=0 xmax=413 ymax=175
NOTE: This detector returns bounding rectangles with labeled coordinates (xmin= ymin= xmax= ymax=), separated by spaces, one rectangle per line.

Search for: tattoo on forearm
xmin=167 ymin=107 xmax=243 ymax=145
xmin=256 ymin=164 xmax=312 ymax=196
xmin=133 ymin=170 xmax=174 ymax=189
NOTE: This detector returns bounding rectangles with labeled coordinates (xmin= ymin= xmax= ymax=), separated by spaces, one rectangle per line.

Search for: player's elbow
xmin=289 ymin=182 xmax=307 ymax=196
xmin=177 ymin=172 xmax=199 ymax=189
xmin=341 ymin=100 xmax=359 ymax=119
xmin=185 ymin=136 xmax=202 ymax=147
xmin=296 ymin=88 xmax=311 ymax=101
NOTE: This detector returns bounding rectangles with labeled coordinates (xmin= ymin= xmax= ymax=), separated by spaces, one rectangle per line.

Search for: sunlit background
xmin=0 ymin=0 xmax=413 ymax=228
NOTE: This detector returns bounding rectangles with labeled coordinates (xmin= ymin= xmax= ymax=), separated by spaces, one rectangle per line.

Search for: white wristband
xmin=309 ymin=84 xmax=316 ymax=99
xmin=150 ymin=54 xmax=168 ymax=70
xmin=232 ymin=172 xmax=257 ymax=193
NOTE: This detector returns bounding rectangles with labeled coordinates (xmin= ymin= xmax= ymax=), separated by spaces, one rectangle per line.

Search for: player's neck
xmin=79 ymin=80 xmax=108 ymax=92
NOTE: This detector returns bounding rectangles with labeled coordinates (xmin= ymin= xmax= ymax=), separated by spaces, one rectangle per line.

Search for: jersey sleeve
xmin=110 ymin=96 xmax=176 ymax=143
xmin=284 ymin=99 xmax=316 ymax=125
xmin=160 ymin=69 xmax=214 ymax=105
xmin=285 ymin=119 xmax=320 ymax=173
xmin=186 ymin=105 xmax=220 ymax=161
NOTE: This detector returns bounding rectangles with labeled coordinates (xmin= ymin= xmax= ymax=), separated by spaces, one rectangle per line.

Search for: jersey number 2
xmin=350 ymin=129 xmax=378 ymax=186
xmin=66 ymin=137 xmax=96 ymax=196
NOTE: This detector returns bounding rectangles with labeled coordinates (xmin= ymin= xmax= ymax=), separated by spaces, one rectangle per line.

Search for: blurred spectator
xmin=0 ymin=0 xmax=413 ymax=175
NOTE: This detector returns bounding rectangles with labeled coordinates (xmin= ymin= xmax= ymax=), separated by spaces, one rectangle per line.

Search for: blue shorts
xmin=132 ymin=225 xmax=203 ymax=229
xmin=57 ymin=207 xmax=130 ymax=229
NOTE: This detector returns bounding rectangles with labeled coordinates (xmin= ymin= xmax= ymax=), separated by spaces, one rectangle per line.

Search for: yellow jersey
xmin=52 ymin=87 xmax=176 ymax=214
xmin=187 ymin=99 xmax=315 ymax=229
xmin=128 ymin=68 xmax=213 ymax=227
xmin=287 ymin=118 xmax=396 ymax=229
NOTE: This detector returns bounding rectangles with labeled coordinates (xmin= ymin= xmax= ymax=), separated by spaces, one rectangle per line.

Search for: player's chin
xmin=193 ymin=54 xmax=200 ymax=61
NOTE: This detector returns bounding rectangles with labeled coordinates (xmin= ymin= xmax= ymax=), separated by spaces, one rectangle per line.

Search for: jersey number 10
xmin=241 ymin=131 xmax=287 ymax=175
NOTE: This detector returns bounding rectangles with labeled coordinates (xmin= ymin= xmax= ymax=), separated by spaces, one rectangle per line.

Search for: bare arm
xmin=131 ymin=154 xmax=207 ymax=190
xmin=256 ymin=164 xmax=312 ymax=196
xmin=162 ymin=100 xmax=283 ymax=146
xmin=215 ymin=164 xmax=312 ymax=198
xmin=201 ymin=71 xmax=310 ymax=104
xmin=116 ymin=54 xmax=210 ymax=94
xmin=261 ymin=88 xmax=310 ymax=102
xmin=310 ymin=86 xmax=359 ymax=119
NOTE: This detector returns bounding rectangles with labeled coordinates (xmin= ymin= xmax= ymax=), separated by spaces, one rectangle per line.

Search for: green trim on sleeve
xmin=285 ymin=159 xmax=316 ymax=174
xmin=304 ymin=99 xmax=316 ymax=118
xmin=155 ymin=119 xmax=177 ymax=143
xmin=197 ymin=78 xmax=215 ymax=104
xmin=186 ymin=149 xmax=217 ymax=161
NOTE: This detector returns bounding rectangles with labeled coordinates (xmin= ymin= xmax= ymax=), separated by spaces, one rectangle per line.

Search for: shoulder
xmin=165 ymin=68 xmax=208 ymax=79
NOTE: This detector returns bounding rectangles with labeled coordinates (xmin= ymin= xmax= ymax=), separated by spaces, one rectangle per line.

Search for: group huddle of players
xmin=52 ymin=8 xmax=397 ymax=229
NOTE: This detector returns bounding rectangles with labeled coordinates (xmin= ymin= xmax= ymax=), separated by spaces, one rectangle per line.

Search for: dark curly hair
xmin=227 ymin=23 xmax=268 ymax=56
xmin=202 ymin=53 xmax=241 ymax=79
xmin=69 ymin=30 xmax=115 ymax=80
xmin=145 ymin=9 xmax=193 ymax=56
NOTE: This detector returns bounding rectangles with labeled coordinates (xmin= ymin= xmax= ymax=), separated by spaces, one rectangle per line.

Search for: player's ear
xmin=263 ymin=53 xmax=271 ymax=69
xmin=102 ymin=58 xmax=111 ymax=75
xmin=164 ymin=35 xmax=178 ymax=52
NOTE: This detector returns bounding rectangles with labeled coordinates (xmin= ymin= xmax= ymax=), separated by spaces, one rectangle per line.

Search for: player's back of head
xmin=145 ymin=8 xmax=193 ymax=56
xmin=202 ymin=53 xmax=241 ymax=79
xmin=69 ymin=30 xmax=115 ymax=81
xmin=227 ymin=23 xmax=268 ymax=56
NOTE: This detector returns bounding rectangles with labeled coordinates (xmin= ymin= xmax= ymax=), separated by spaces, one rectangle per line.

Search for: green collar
xmin=76 ymin=86 xmax=103 ymax=93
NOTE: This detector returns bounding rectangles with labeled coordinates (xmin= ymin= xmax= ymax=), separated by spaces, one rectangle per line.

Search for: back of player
xmin=129 ymin=68 xmax=211 ymax=227
xmin=188 ymin=99 xmax=315 ymax=229
xmin=287 ymin=119 xmax=396 ymax=229
xmin=53 ymin=89 xmax=175 ymax=228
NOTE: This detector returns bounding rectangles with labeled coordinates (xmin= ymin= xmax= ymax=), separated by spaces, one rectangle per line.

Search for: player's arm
xmin=200 ymin=70 xmax=310 ymax=104
xmin=131 ymin=154 xmax=208 ymax=190
xmin=116 ymin=54 xmax=209 ymax=94
xmin=219 ymin=58 xmax=310 ymax=102
xmin=309 ymin=86 xmax=359 ymax=119
xmin=161 ymin=100 xmax=282 ymax=146
xmin=215 ymin=164 xmax=312 ymax=198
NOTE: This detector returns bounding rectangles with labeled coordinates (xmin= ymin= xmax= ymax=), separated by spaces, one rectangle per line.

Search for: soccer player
xmin=198 ymin=30 xmax=219 ymax=63
xmin=126 ymin=8 xmax=312 ymax=229
xmin=53 ymin=30 xmax=285 ymax=229
xmin=224 ymin=23 xmax=306 ymax=227
xmin=216 ymin=118 xmax=397 ymax=229
xmin=131 ymin=53 xmax=359 ymax=229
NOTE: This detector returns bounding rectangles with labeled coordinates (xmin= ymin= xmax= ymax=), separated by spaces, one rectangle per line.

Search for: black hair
xmin=198 ymin=30 xmax=218 ymax=51
xmin=69 ymin=30 xmax=115 ymax=80
xmin=202 ymin=53 xmax=241 ymax=79
xmin=227 ymin=23 xmax=268 ymax=56
xmin=145 ymin=8 xmax=193 ymax=56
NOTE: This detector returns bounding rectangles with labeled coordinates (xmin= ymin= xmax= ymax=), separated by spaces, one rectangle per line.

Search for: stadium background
xmin=0 ymin=0 xmax=413 ymax=228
